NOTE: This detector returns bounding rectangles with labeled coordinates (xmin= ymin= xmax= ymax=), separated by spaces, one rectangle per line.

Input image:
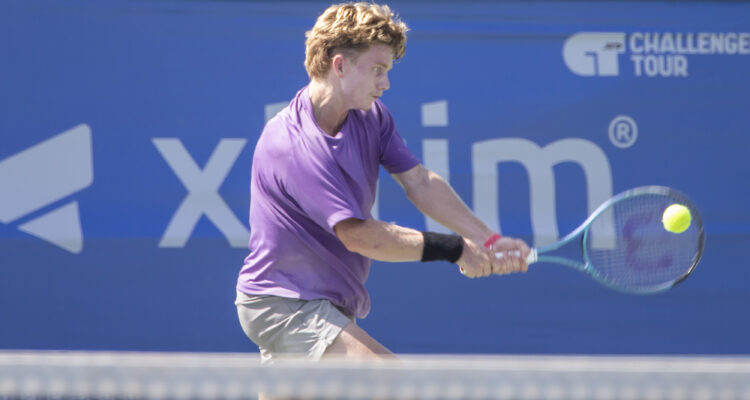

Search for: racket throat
xmin=527 ymin=248 xmax=538 ymax=264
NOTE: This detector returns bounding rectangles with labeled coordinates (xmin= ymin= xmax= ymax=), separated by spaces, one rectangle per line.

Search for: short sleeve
xmin=374 ymin=101 xmax=420 ymax=174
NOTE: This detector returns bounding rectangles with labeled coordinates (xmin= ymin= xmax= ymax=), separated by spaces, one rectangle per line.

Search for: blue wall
xmin=1 ymin=0 xmax=749 ymax=354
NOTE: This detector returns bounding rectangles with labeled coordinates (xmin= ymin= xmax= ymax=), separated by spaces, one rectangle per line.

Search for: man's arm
xmin=393 ymin=164 xmax=496 ymax=243
xmin=334 ymin=217 xmax=496 ymax=277
xmin=392 ymin=164 xmax=530 ymax=274
xmin=333 ymin=163 xmax=529 ymax=277
xmin=334 ymin=218 xmax=423 ymax=262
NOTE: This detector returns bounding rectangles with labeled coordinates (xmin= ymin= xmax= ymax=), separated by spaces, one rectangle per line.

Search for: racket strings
xmin=584 ymin=193 xmax=703 ymax=291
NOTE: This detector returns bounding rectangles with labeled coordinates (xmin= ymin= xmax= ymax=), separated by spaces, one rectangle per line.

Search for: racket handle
xmin=494 ymin=248 xmax=538 ymax=265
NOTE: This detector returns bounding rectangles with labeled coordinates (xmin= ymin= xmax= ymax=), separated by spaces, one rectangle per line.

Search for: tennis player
xmin=236 ymin=2 xmax=530 ymax=363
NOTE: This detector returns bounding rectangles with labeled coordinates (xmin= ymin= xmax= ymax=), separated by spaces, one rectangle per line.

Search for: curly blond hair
xmin=304 ymin=2 xmax=408 ymax=79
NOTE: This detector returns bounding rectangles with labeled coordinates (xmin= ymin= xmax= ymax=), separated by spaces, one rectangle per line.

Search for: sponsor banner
xmin=1 ymin=1 xmax=749 ymax=354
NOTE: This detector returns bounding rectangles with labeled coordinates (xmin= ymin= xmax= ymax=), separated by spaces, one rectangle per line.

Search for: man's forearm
xmin=334 ymin=218 xmax=425 ymax=262
xmin=405 ymin=170 xmax=494 ymax=244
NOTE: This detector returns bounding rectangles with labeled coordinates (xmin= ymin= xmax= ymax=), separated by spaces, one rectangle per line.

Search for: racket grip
xmin=494 ymin=248 xmax=538 ymax=265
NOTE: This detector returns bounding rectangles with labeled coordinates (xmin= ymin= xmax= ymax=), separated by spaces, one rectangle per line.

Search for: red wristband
xmin=484 ymin=233 xmax=502 ymax=249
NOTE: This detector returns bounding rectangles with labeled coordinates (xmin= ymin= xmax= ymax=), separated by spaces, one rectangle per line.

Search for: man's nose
xmin=378 ymin=74 xmax=390 ymax=91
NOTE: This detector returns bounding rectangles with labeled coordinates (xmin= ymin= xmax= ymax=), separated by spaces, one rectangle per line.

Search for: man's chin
xmin=359 ymin=99 xmax=376 ymax=111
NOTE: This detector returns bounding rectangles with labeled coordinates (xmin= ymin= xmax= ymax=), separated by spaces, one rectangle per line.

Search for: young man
xmin=236 ymin=2 xmax=530 ymax=362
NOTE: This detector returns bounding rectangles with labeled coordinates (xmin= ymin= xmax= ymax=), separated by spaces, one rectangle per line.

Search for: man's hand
xmin=456 ymin=238 xmax=494 ymax=278
xmin=490 ymin=237 xmax=531 ymax=275
xmin=457 ymin=236 xmax=531 ymax=278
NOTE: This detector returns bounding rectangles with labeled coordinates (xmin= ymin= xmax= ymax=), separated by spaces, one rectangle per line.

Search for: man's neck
xmin=308 ymin=80 xmax=348 ymax=136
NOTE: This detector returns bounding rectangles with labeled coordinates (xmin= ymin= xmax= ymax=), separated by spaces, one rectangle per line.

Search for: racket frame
xmin=526 ymin=185 xmax=705 ymax=294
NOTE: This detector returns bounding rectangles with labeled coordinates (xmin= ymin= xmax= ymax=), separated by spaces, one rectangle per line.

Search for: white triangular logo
xmin=18 ymin=201 xmax=84 ymax=253
xmin=0 ymin=124 xmax=93 ymax=253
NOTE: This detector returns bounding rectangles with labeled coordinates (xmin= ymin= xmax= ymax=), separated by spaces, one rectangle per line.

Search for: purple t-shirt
xmin=237 ymin=86 xmax=419 ymax=318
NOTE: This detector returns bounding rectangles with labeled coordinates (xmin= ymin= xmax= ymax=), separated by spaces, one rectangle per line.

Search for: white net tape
xmin=2 ymin=351 xmax=750 ymax=399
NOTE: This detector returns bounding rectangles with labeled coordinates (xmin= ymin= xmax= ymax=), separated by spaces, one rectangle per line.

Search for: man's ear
xmin=332 ymin=54 xmax=346 ymax=77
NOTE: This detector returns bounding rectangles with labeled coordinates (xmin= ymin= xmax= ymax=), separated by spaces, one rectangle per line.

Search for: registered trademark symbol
xmin=608 ymin=115 xmax=638 ymax=149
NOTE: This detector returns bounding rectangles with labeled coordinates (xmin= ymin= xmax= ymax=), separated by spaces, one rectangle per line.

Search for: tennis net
xmin=2 ymin=350 xmax=749 ymax=399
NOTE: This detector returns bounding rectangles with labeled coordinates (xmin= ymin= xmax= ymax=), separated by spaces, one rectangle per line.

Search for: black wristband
xmin=421 ymin=232 xmax=464 ymax=263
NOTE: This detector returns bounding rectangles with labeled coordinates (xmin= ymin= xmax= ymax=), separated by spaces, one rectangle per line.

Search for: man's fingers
xmin=489 ymin=237 xmax=531 ymax=275
xmin=491 ymin=252 xmax=528 ymax=275
xmin=462 ymin=236 xmax=531 ymax=277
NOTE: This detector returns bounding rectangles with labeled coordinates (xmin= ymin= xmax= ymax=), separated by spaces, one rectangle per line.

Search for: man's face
xmin=339 ymin=44 xmax=393 ymax=111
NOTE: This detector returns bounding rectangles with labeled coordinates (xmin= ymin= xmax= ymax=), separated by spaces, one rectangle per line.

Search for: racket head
xmin=581 ymin=186 xmax=705 ymax=294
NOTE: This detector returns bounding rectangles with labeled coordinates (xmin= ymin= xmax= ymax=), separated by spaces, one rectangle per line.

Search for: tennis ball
xmin=662 ymin=204 xmax=691 ymax=234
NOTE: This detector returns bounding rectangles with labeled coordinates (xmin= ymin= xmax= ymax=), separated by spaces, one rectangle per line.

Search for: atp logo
xmin=563 ymin=32 xmax=626 ymax=76
xmin=0 ymin=125 xmax=93 ymax=253
xmin=563 ymin=31 xmax=749 ymax=78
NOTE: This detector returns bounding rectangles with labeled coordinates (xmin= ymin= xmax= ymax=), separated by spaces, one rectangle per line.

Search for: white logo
xmin=153 ymin=138 xmax=249 ymax=248
xmin=563 ymin=32 xmax=626 ymax=76
xmin=609 ymin=115 xmax=638 ymax=149
xmin=565 ymin=31 xmax=750 ymax=78
xmin=0 ymin=124 xmax=93 ymax=253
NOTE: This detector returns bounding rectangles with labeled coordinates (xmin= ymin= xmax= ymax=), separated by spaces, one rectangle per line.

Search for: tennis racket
xmin=499 ymin=185 xmax=705 ymax=294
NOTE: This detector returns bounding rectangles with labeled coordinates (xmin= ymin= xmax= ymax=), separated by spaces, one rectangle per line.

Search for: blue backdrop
xmin=2 ymin=0 xmax=749 ymax=354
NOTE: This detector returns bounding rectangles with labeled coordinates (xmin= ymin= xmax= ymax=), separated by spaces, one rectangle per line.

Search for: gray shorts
xmin=235 ymin=291 xmax=354 ymax=363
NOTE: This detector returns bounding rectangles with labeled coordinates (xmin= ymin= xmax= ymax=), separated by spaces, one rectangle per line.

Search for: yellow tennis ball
xmin=662 ymin=204 xmax=691 ymax=233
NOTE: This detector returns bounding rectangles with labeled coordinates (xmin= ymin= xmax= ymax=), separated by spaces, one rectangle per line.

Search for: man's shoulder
xmin=257 ymin=106 xmax=325 ymax=166
xmin=255 ymin=114 xmax=298 ymax=160
xmin=261 ymin=86 xmax=309 ymax=135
